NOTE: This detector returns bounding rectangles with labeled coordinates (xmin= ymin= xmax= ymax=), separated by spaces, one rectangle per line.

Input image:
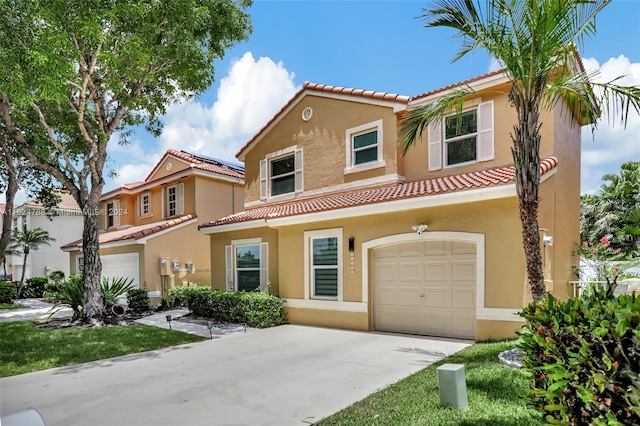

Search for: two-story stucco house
xmin=2 ymin=192 xmax=83 ymax=280
xmin=199 ymin=69 xmax=583 ymax=340
xmin=62 ymin=150 xmax=244 ymax=303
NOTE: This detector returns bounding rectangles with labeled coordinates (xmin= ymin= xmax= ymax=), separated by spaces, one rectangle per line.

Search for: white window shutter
xmin=259 ymin=242 xmax=269 ymax=293
xmin=259 ymin=159 xmax=267 ymax=200
xmin=428 ymin=119 xmax=442 ymax=171
xmin=478 ymin=100 xmax=494 ymax=162
xmin=137 ymin=195 xmax=141 ymax=216
xmin=178 ymin=183 xmax=185 ymax=215
xmin=294 ymin=149 xmax=303 ymax=193
xmin=161 ymin=187 xmax=165 ymax=218
xmin=225 ymin=245 xmax=234 ymax=291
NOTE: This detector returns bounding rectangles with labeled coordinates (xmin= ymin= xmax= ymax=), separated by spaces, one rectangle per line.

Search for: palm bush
xmin=45 ymin=274 xmax=84 ymax=320
xmin=101 ymin=277 xmax=135 ymax=309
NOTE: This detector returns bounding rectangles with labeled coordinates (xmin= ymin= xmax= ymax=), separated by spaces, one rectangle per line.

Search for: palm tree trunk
xmin=17 ymin=251 xmax=28 ymax=298
xmin=82 ymin=210 xmax=103 ymax=319
xmin=513 ymin=91 xmax=547 ymax=302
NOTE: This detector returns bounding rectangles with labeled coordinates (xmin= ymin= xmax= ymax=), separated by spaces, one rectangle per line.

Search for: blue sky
xmin=102 ymin=0 xmax=639 ymax=196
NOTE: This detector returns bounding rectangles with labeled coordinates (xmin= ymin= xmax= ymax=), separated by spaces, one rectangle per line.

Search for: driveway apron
xmin=0 ymin=325 xmax=469 ymax=426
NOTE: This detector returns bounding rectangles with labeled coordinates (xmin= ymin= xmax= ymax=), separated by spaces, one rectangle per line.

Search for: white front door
xmin=373 ymin=240 xmax=476 ymax=339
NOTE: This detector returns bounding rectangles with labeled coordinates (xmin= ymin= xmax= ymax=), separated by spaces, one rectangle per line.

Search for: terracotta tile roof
xmin=61 ymin=213 xmax=197 ymax=249
xmin=411 ymin=69 xmax=506 ymax=102
xmin=158 ymin=150 xmax=245 ymax=180
xmin=200 ymin=158 xmax=558 ymax=229
xmin=21 ymin=192 xmax=81 ymax=211
xmin=236 ymin=81 xmax=410 ymax=159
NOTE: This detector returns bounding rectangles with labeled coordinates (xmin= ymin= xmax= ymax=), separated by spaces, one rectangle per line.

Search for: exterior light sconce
xmin=348 ymin=237 xmax=355 ymax=252
xmin=412 ymin=224 xmax=428 ymax=236
xmin=543 ymin=236 xmax=554 ymax=247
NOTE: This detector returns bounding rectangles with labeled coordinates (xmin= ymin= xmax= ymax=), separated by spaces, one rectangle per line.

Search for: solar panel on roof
xmin=180 ymin=151 xmax=244 ymax=171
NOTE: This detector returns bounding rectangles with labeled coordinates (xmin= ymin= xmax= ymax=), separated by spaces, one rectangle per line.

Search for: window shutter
xmin=294 ymin=149 xmax=303 ymax=193
xmin=114 ymin=199 xmax=121 ymax=227
xmin=478 ymin=100 xmax=494 ymax=162
xmin=225 ymin=245 xmax=234 ymax=291
xmin=178 ymin=183 xmax=185 ymax=215
xmin=428 ymin=119 xmax=442 ymax=171
xmin=259 ymin=242 xmax=269 ymax=293
xmin=259 ymin=159 xmax=267 ymax=200
xmin=137 ymin=195 xmax=141 ymax=216
xmin=161 ymin=187 xmax=165 ymax=218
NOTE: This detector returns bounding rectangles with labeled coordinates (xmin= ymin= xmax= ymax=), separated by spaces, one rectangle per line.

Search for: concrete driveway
xmin=1 ymin=325 xmax=469 ymax=426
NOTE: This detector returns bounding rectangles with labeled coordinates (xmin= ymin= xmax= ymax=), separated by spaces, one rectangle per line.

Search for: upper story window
xmin=106 ymin=199 xmax=120 ymax=228
xmin=164 ymin=183 xmax=184 ymax=218
xmin=139 ymin=193 xmax=151 ymax=217
xmin=345 ymin=119 xmax=385 ymax=174
xmin=428 ymin=100 xmax=494 ymax=171
xmin=260 ymin=148 xmax=303 ymax=200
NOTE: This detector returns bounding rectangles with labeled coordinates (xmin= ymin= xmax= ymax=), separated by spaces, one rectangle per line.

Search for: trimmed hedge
xmin=21 ymin=277 xmax=49 ymax=298
xmin=126 ymin=288 xmax=150 ymax=313
xmin=0 ymin=281 xmax=17 ymax=303
xmin=518 ymin=284 xmax=640 ymax=425
xmin=168 ymin=287 xmax=287 ymax=328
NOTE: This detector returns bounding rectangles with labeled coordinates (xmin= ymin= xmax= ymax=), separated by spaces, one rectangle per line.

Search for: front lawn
xmin=318 ymin=340 xmax=542 ymax=426
xmin=0 ymin=320 xmax=206 ymax=377
xmin=0 ymin=303 xmax=23 ymax=310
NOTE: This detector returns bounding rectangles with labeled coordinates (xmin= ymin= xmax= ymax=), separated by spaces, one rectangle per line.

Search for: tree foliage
xmin=0 ymin=0 xmax=252 ymax=319
xmin=399 ymin=0 xmax=640 ymax=301
xmin=581 ymin=161 xmax=640 ymax=256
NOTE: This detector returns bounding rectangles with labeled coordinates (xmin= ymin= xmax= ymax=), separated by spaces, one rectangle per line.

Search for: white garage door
xmin=373 ymin=240 xmax=476 ymax=339
xmin=100 ymin=253 xmax=140 ymax=290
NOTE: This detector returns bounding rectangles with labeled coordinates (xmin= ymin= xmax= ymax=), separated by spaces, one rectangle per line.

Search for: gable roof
xmin=101 ymin=149 xmax=245 ymax=200
xmin=61 ymin=213 xmax=197 ymax=250
xmin=200 ymin=157 xmax=558 ymax=230
xmin=236 ymin=81 xmax=411 ymax=161
xmin=20 ymin=191 xmax=81 ymax=212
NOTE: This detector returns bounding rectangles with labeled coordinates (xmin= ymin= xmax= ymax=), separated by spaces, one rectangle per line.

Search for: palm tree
xmin=399 ymin=0 xmax=640 ymax=302
xmin=9 ymin=223 xmax=55 ymax=297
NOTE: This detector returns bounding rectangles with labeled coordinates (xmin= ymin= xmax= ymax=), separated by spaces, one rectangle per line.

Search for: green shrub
xmin=21 ymin=277 xmax=49 ymax=298
xmin=518 ymin=283 xmax=640 ymax=425
xmin=45 ymin=270 xmax=66 ymax=295
xmin=101 ymin=276 xmax=135 ymax=309
xmin=126 ymin=288 xmax=150 ymax=313
xmin=0 ymin=281 xmax=17 ymax=303
xmin=45 ymin=274 xmax=84 ymax=320
xmin=169 ymin=287 xmax=287 ymax=328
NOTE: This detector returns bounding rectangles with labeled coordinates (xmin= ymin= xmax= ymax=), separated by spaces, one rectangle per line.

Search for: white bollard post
xmin=437 ymin=363 xmax=469 ymax=409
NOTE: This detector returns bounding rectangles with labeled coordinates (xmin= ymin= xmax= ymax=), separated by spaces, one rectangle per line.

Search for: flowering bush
xmin=575 ymin=236 xmax=626 ymax=282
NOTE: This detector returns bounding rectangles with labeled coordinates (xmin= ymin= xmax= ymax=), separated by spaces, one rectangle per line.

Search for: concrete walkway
xmin=1 ymin=325 xmax=470 ymax=426
xmin=0 ymin=299 xmax=72 ymax=323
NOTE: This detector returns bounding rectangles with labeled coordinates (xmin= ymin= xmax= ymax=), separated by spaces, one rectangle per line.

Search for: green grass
xmin=0 ymin=303 xmax=23 ymax=310
xmin=0 ymin=320 xmax=206 ymax=377
xmin=317 ymin=340 xmax=542 ymax=426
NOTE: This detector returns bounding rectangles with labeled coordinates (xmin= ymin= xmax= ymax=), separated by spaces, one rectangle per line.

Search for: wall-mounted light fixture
xmin=348 ymin=237 xmax=355 ymax=252
xmin=543 ymin=236 xmax=554 ymax=247
xmin=412 ymin=224 xmax=428 ymax=236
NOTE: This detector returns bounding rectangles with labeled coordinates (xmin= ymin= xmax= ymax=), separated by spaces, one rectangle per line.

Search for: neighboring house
xmin=62 ymin=150 xmax=244 ymax=302
xmin=2 ymin=192 xmax=83 ymax=280
xmin=200 ymin=70 xmax=583 ymax=341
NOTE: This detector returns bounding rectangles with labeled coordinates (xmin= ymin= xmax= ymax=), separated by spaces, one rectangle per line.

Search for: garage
xmin=78 ymin=253 xmax=140 ymax=290
xmin=372 ymin=240 xmax=476 ymax=339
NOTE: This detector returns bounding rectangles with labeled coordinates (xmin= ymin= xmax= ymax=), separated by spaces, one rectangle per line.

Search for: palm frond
xmin=398 ymin=86 xmax=476 ymax=155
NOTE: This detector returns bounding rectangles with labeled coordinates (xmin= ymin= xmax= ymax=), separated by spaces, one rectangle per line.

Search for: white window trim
xmin=225 ymin=241 xmax=268 ymax=292
xmin=106 ymin=199 xmax=120 ymax=229
xmin=139 ymin=192 xmax=151 ymax=217
xmin=304 ymin=228 xmax=343 ymax=301
xmin=344 ymin=119 xmax=384 ymax=173
xmin=261 ymin=146 xmax=303 ymax=201
xmin=164 ymin=183 xmax=184 ymax=218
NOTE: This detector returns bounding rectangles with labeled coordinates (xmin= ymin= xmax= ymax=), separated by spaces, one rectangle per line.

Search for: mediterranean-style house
xmin=199 ymin=69 xmax=583 ymax=341
xmin=62 ymin=149 xmax=244 ymax=302
xmin=2 ymin=192 xmax=83 ymax=280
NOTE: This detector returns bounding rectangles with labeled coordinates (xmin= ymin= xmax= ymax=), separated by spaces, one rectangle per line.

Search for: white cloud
xmin=580 ymin=55 xmax=640 ymax=193
xmin=488 ymin=57 xmax=503 ymax=72
xmin=105 ymin=52 xmax=299 ymax=190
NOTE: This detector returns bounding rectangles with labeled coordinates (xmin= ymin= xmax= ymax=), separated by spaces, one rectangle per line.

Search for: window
xmin=77 ymin=256 xmax=84 ymax=273
xmin=164 ymin=183 xmax=184 ymax=218
xmin=304 ymin=228 xmax=343 ymax=300
xmin=345 ymin=119 xmax=384 ymax=172
xmin=260 ymin=148 xmax=303 ymax=200
xmin=139 ymin=193 xmax=150 ymax=217
xmin=106 ymin=200 xmax=120 ymax=228
xmin=225 ymin=240 xmax=268 ymax=292
xmin=427 ymin=100 xmax=494 ymax=171
xmin=444 ymin=109 xmax=477 ymax=166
